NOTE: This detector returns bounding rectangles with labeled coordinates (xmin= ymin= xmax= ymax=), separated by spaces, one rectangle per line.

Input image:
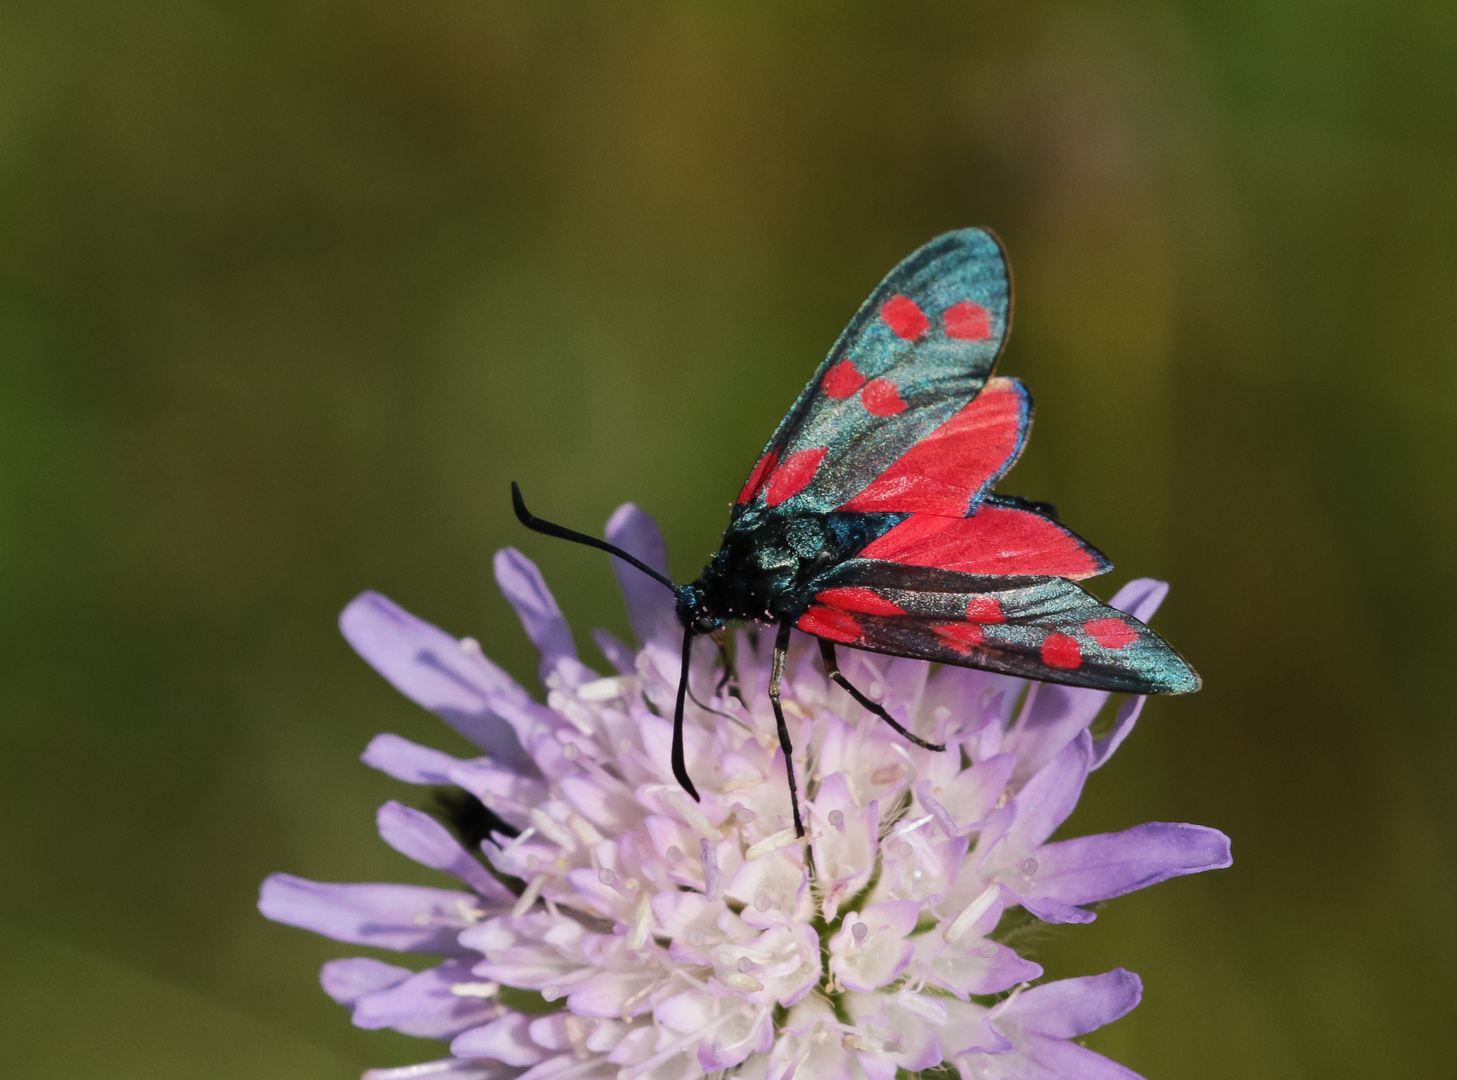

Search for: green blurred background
xmin=2 ymin=1 xmax=1454 ymax=1076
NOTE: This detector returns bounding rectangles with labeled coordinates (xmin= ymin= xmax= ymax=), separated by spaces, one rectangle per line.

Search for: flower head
xmin=260 ymin=505 xmax=1230 ymax=1080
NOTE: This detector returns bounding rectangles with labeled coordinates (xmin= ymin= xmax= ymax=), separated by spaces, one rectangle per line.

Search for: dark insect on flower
xmin=513 ymin=229 xmax=1199 ymax=837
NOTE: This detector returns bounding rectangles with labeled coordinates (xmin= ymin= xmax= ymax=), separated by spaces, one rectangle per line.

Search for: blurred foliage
xmin=1 ymin=1 xmax=1454 ymax=1076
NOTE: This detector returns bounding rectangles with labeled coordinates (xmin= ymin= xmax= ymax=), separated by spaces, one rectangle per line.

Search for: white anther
xmin=511 ymin=873 xmax=549 ymax=918
xmin=895 ymin=988 xmax=948 ymax=1025
xmin=598 ymin=868 xmax=615 ymax=886
xmin=828 ymin=809 xmax=845 ymax=830
xmin=746 ymin=827 xmax=801 ymax=860
xmin=449 ymin=981 xmax=500 ymax=998
xmin=529 ymin=809 xmax=577 ymax=852
xmin=569 ymin=814 xmax=604 ymax=846
xmin=721 ymin=771 xmax=765 ymax=793
xmin=627 ymin=894 xmax=653 ymax=950
xmin=943 ymin=883 xmax=1000 ymax=943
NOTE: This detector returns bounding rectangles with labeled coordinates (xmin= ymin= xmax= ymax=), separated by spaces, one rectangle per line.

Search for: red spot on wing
xmin=765 ymin=448 xmax=827 ymax=506
xmin=932 ymin=622 xmax=984 ymax=654
xmin=1041 ymin=634 xmax=1082 ymax=669
xmin=798 ymin=607 xmax=861 ymax=643
xmin=839 ymin=378 xmax=1027 ymax=515
xmin=814 ymin=588 xmax=906 ymax=616
xmin=881 ymin=295 xmax=929 ymax=340
xmin=822 ymin=359 xmax=866 ymax=399
xmin=860 ymin=379 xmax=907 ymax=417
xmin=737 ymin=449 xmax=778 ymax=504
xmin=858 ymin=506 xmax=1106 ymax=579
xmin=943 ymin=301 xmax=992 ymax=340
xmin=1084 ymin=618 xmax=1137 ymax=649
xmin=966 ymin=596 xmax=1006 ymax=623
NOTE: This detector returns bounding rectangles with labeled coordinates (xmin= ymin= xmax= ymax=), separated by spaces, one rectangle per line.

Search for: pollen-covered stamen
xmin=943 ymin=883 xmax=1000 ymax=943
xmin=851 ymin=921 xmax=869 ymax=944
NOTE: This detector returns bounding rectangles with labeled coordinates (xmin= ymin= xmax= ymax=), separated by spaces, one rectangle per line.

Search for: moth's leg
xmin=672 ymin=627 xmax=700 ymax=801
xmin=769 ymin=620 xmax=806 ymax=838
xmin=710 ymin=627 xmax=743 ymax=703
xmin=818 ymin=638 xmax=946 ymax=752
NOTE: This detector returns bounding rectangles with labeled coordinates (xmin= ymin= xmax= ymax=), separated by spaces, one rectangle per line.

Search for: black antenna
xmin=511 ymin=482 xmax=678 ymax=594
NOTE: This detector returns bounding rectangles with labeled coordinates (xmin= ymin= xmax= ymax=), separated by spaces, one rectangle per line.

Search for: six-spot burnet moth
xmin=512 ymin=228 xmax=1199 ymax=837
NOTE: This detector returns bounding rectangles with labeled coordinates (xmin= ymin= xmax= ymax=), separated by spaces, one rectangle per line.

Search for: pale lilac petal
xmin=1110 ymin=578 xmax=1169 ymax=623
xmin=363 ymin=733 xmax=464 ymax=785
xmin=592 ymin=628 xmax=637 ymax=675
xmin=1030 ymin=823 xmax=1233 ymax=906
xmin=567 ymin=970 xmax=659 ymax=1018
xmin=451 ymin=1012 xmax=546 ymax=1065
xmin=811 ymin=772 xmax=877 ymax=918
xmin=997 ymin=969 xmax=1143 ymax=1038
xmin=829 ymin=901 xmax=919 ymax=992
xmin=320 ymin=957 xmax=411 ymax=1005
xmin=928 ymin=942 xmax=1042 ymax=999
xmin=353 ymin=960 xmax=498 ymax=1038
xmin=493 ymin=548 xmax=577 ymax=681
xmin=376 ymin=801 xmax=516 ymax=904
xmin=364 ymin=1060 xmax=521 ymax=1080
xmin=604 ymin=504 xmax=676 ymax=646
xmin=339 ymin=591 xmax=534 ymax=771
xmin=259 ymin=873 xmax=477 ymax=954
xmin=1090 ymin=697 xmax=1144 ymax=771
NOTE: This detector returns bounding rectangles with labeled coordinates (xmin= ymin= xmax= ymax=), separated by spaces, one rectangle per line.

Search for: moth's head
xmin=674 ymin=584 xmax=722 ymax=635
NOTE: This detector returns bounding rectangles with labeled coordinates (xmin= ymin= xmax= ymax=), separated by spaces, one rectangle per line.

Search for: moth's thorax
xmin=687 ymin=510 xmax=905 ymax=626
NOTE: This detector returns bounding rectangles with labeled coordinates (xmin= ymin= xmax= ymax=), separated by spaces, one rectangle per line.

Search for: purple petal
xmin=1006 ymin=681 xmax=1109 ymax=787
xmin=259 ymin=873 xmax=476 ymax=954
xmin=363 ymin=734 xmax=464 ymax=785
xmin=377 ymin=801 xmax=515 ymax=905
xmin=997 ymin=968 xmax=1143 ymax=1038
xmin=1012 ymin=892 xmax=1098 ymax=925
xmin=363 ymin=1061 xmax=521 ymax=1080
xmin=452 ymin=1012 xmax=546 ymax=1065
xmin=1030 ymin=822 xmax=1233 ymax=906
xmin=494 ymin=548 xmax=577 ymax=682
xmin=1110 ymin=578 xmax=1169 ymax=624
xmin=1006 ymin=732 xmax=1092 ymax=850
xmin=353 ymin=960 xmax=498 ymax=1038
xmin=339 ymin=592 xmax=534 ymax=771
xmin=604 ymin=504 xmax=676 ymax=646
xmin=320 ymin=957 xmax=412 ymax=1005
xmin=1090 ymin=697 xmax=1144 ymax=771
xmin=994 ymin=1036 xmax=1146 ymax=1080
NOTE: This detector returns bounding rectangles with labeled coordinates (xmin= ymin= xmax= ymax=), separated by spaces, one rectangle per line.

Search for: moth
xmin=513 ymin=228 xmax=1198 ymax=836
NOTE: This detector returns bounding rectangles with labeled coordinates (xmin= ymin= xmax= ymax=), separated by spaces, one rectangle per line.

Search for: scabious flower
xmin=260 ymin=505 xmax=1230 ymax=1080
